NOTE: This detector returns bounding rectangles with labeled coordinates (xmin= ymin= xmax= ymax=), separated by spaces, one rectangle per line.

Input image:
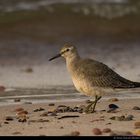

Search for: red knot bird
xmin=49 ymin=43 xmax=140 ymax=113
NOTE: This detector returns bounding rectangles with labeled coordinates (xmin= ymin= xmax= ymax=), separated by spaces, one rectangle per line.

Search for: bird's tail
xmin=134 ymin=82 xmax=140 ymax=88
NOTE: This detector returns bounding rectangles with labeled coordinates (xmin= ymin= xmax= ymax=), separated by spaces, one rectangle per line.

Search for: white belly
xmin=72 ymin=76 xmax=113 ymax=97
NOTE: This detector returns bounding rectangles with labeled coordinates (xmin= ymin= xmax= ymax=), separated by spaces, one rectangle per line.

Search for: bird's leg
xmin=85 ymin=100 xmax=95 ymax=113
xmin=90 ymin=96 xmax=102 ymax=113
xmin=85 ymin=96 xmax=102 ymax=113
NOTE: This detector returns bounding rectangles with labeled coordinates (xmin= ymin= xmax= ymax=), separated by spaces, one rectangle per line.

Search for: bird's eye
xmin=66 ymin=49 xmax=70 ymax=52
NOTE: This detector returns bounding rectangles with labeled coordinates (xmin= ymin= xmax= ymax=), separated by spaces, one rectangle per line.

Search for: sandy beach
xmin=0 ymin=98 xmax=140 ymax=136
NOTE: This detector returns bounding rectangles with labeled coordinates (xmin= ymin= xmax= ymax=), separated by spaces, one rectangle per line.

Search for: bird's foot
xmin=84 ymin=101 xmax=96 ymax=114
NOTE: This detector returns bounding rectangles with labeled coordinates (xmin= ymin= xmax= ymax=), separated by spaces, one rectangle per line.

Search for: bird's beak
xmin=48 ymin=53 xmax=61 ymax=61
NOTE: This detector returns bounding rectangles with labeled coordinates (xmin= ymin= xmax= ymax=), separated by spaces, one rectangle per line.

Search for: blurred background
xmin=0 ymin=0 xmax=140 ymax=89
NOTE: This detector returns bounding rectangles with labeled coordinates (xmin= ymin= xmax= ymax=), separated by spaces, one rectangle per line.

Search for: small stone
xmin=70 ymin=131 xmax=80 ymax=136
xmin=47 ymin=112 xmax=57 ymax=116
xmin=23 ymin=102 xmax=32 ymax=104
xmin=18 ymin=118 xmax=27 ymax=122
xmin=55 ymin=106 xmax=71 ymax=113
xmin=12 ymin=132 xmax=22 ymax=135
xmin=17 ymin=110 xmax=28 ymax=115
xmin=134 ymin=122 xmax=140 ymax=129
xmin=133 ymin=106 xmax=140 ymax=110
xmin=124 ymin=115 xmax=134 ymax=121
xmin=40 ymin=112 xmax=48 ymax=117
xmin=72 ymin=121 xmax=77 ymax=123
xmin=110 ymin=116 xmax=125 ymax=121
xmin=60 ymin=126 xmax=64 ymax=129
xmin=4 ymin=121 xmax=9 ymax=124
xmin=92 ymin=128 xmax=102 ymax=135
xmin=109 ymin=104 xmax=119 ymax=109
xmin=57 ymin=105 xmax=67 ymax=108
xmin=48 ymin=103 xmax=55 ymax=106
xmin=108 ymin=98 xmax=119 ymax=102
xmin=102 ymin=128 xmax=112 ymax=133
xmin=5 ymin=116 xmax=14 ymax=121
xmin=25 ymin=68 xmax=33 ymax=73
xmin=116 ymin=115 xmax=125 ymax=121
xmin=106 ymin=122 xmax=112 ymax=125
xmin=33 ymin=108 xmax=45 ymax=112
xmin=18 ymin=115 xmax=27 ymax=122
xmin=14 ymin=99 xmax=21 ymax=102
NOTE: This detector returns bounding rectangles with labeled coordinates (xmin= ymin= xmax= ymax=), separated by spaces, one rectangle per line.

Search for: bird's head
xmin=49 ymin=43 xmax=77 ymax=61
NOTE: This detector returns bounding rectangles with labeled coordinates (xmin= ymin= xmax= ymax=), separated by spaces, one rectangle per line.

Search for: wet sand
xmin=0 ymin=98 xmax=140 ymax=136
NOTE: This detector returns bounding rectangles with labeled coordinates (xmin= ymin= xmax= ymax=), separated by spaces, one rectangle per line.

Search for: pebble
xmin=70 ymin=131 xmax=80 ymax=136
xmin=40 ymin=112 xmax=48 ymax=117
xmin=48 ymin=103 xmax=55 ymax=106
xmin=134 ymin=122 xmax=140 ymax=129
xmin=47 ymin=112 xmax=57 ymax=116
xmin=110 ymin=115 xmax=125 ymax=121
xmin=110 ymin=115 xmax=134 ymax=121
xmin=107 ymin=104 xmax=119 ymax=113
xmin=12 ymin=132 xmax=22 ymax=135
xmin=4 ymin=121 xmax=9 ymax=124
xmin=132 ymin=106 xmax=140 ymax=110
xmin=102 ymin=128 xmax=112 ymax=133
xmin=92 ymin=128 xmax=102 ymax=135
xmin=25 ymin=68 xmax=33 ymax=73
xmin=23 ymin=102 xmax=32 ymax=104
xmin=17 ymin=110 xmax=28 ymax=115
xmin=55 ymin=105 xmax=85 ymax=113
xmin=18 ymin=115 xmax=27 ymax=122
xmin=106 ymin=122 xmax=112 ymax=125
xmin=109 ymin=104 xmax=119 ymax=109
xmin=125 ymin=115 xmax=134 ymax=121
xmin=14 ymin=98 xmax=21 ymax=102
xmin=108 ymin=98 xmax=119 ymax=102
xmin=33 ymin=107 xmax=45 ymax=112
xmin=5 ymin=116 xmax=14 ymax=121
xmin=72 ymin=121 xmax=77 ymax=123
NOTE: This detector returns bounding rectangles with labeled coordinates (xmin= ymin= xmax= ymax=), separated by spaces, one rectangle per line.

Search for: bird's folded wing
xmin=78 ymin=59 xmax=136 ymax=88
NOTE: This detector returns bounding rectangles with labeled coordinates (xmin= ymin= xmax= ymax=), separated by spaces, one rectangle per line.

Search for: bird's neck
xmin=66 ymin=53 xmax=80 ymax=65
xmin=66 ymin=53 xmax=80 ymax=74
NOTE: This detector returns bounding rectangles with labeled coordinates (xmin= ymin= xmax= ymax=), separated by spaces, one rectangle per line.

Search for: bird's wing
xmin=77 ymin=59 xmax=136 ymax=88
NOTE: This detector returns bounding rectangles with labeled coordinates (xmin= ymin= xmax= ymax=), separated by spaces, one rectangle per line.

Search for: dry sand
xmin=0 ymin=98 xmax=140 ymax=136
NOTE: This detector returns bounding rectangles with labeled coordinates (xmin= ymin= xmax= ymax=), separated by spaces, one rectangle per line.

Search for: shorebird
xmin=49 ymin=43 xmax=140 ymax=113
